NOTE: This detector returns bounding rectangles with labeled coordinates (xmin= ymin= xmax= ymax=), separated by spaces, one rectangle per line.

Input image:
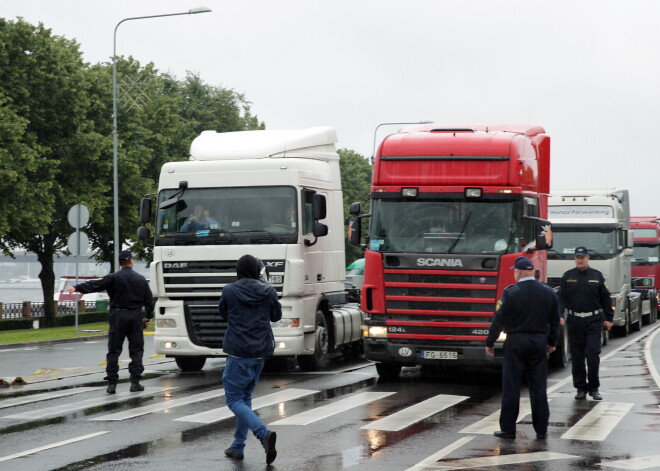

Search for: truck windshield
xmin=368 ymin=199 xmax=519 ymax=254
xmin=548 ymin=225 xmax=619 ymax=260
xmin=633 ymin=244 xmax=660 ymax=265
xmin=155 ymin=186 xmax=297 ymax=245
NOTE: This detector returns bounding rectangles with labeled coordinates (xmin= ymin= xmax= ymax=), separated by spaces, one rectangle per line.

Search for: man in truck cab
xmin=557 ymin=246 xmax=613 ymax=401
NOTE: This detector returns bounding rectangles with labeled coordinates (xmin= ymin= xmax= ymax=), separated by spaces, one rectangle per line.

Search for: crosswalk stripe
xmin=0 ymin=387 xmax=105 ymax=409
xmin=175 ymin=388 xmax=318 ymax=424
xmin=0 ymin=431 xmax=110 ymax=462
xmin=458 ymin=398 xmax=537 ymax=434
xmin=561 ymin=402 xmax=633 ymax=441
xmin=405 ymin=436 xmax=476 ymax=471
xmin=90 ymin=389 xmax=224 ymax=421
xmin=600 ymin=454 xmax=660 ymax=470
xmin=409 ymin=451 xmax=576 ymax=470
xmin=270 ymin=392 xmax=395 ymax=426
xmin=2 ymin=387 xmax=175 ymax=420
xmin=361 ymin=394 xmax=469 ymax=432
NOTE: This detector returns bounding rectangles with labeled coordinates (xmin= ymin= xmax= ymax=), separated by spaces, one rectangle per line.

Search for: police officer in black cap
xmin=486 ymin=256 xmax=560 ymax=439
xmin=557 ymin=246 xmax=613 ymax=401
xmin=68 ymin=250 xmax=155 ymax=394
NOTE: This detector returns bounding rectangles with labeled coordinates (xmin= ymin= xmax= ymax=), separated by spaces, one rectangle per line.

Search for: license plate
xmin=422 ymin=350 xmax=458 ymax=360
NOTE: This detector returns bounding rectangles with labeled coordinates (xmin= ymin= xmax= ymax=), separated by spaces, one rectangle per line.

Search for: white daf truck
xmin=137 ymin=127 xmax=363 ymax=371
xmin=547 ymin=189 xmax=641 ymax=336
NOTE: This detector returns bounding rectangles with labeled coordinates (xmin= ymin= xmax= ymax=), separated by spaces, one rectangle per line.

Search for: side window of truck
xmin=522 ymin=197 xmax=539 ymax=246
xmin=302 ymin=189 xmax=315 ymax=234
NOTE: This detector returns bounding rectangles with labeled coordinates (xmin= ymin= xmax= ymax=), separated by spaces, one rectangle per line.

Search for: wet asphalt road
xmin=1 ymin=323 xmax=660 ymax=471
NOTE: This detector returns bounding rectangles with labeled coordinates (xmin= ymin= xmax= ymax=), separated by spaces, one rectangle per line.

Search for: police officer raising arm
xmin=67 ymin=250 xmax=155 ymax=394
xmin=485 ymin=256 xmax=560 ymax=440
xmin=557 ymin=246 xmax=613 ymax=401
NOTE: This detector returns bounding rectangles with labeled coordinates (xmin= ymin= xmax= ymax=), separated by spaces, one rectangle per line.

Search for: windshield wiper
xmin=447 ymin=211 xmax=472 ymax=254
xmin=548 ymin=249 xmax=566 ymax=259
xmin=588 ymin=249 xmax=607 ymax=259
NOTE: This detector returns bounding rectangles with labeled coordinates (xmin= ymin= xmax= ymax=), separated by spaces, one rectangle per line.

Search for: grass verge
xmin=0 ymin=322 xmax=155 ymax=345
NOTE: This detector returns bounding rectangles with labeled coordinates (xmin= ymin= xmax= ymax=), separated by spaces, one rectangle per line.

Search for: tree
xmin=0 ymin=19 xmax=107 ymax=325
xmin=338 ymin=149 xmax=372 ymax=266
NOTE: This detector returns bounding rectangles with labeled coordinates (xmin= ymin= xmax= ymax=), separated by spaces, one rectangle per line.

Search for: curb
xmin=0 ymin=334 xmax=109 ymax=350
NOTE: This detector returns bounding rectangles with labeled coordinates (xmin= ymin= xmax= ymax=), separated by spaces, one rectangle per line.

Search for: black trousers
xmin=500 ymin=333 xmax=549 ymax=435
xmin=567 ymin=314 xmax=602 ymax=392
xmin=105 ymin=309 xmax=144 ymax=384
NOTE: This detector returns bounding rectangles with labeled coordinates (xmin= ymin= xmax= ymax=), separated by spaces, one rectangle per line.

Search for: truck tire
xmin=298 ymin=310 xmax=330 ymax=371
xmin=175 ymin=356 xmax=206 ymax=372
xmin=549 ymin=323 xmax=571 ymax=369
xmin=375 ymin=362 xmax=402 ymax=381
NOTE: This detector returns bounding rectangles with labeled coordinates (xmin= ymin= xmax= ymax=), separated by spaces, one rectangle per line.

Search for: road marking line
xmin=175 ymin=388 xmax=318 ymax=424
xmin=0 ymin=431 xmax=109 ymax=462
xmin=0 ymin=387 xmax=105 ymax=409
xmin=90 ymin=389 xmax=224 ymax=421
xmin=644 ymin=325 xmax=660 ymax=389
xmin=600 ymin=454 xmax=660 ymax=469
xmin=561 ymin=402 xmax=633 ymax=441
xmin=2 ymin=387 xmax=175 ymax=420
xmin=361 ymin=394 xmax=469 ymax=432
xmin=270 ymin=392 xmax=395 ymax=426
xmin=459 ymin=398 xmax=543 ymax=434
xmin=408 ymin=451 xmax=576 ymax=470
xmin=405 ymin=436 xmax=475 ymax=471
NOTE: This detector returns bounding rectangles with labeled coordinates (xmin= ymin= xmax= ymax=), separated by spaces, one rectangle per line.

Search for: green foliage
xmin=338 ymin=148 xmax=372 ymax=266
xmin=0 ymin=311 xmax=108 ymax=331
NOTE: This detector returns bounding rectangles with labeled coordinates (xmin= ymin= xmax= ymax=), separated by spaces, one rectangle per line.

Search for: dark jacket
xmin=557 ymin=266 xmax=613 ymax=321
xmin=74 ymin=267 xmax=155 ymax=317
xmin=219 ymin=278 xmax=282 ymax=358
xmin=486 ymin=278 xmax=561 ymax=348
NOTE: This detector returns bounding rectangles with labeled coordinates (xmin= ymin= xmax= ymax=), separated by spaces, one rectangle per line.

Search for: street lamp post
xmin=371 ymin=120 xmax=433 ymax=163
xmin=112 ymin=7 xmax=212 ymax=271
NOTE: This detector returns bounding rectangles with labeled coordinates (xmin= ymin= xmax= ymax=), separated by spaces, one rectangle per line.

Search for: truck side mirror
xmin=349 ymin=202 xmax=361 ymax=216
xmin=313 ymin=222 xmax=328 ymax=237
xmin=626 ymin=230 xmax=634 ymax=248
xmin=139 ymin=197 xmax=152 ymax=224
xmin=348 ymin=217 xmax=362 ymax=246
xmin=313 ymin=194 xmax=327 ymax=220
xmin=535 ymin=218 xmax=552 ymax=250
xmin=137 ymin=226 xmax=151 ymax=241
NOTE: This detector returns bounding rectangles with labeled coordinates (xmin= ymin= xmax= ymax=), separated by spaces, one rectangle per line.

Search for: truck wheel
xmin=375 ymin=362 xmax=402 ymax=381
xmin=298 ymin=310 xmax=330 ymax=371
xmin=616 ymin=308 xmax=630 ymax=337
xmin=175 ymin=356 xmax=206 ymax=372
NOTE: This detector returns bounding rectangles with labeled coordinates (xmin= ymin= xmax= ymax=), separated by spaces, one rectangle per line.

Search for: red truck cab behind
xmin=631 ymin=216 xmax=660 ymax=324
xmin=354 ymin=125 xmax=552 ymax=379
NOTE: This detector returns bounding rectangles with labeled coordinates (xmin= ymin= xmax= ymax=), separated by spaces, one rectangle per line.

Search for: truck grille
xmin=162 ymin=259 xmax=284 ymax=299
xmin=185 ymin=299 xmax=227 ymax=349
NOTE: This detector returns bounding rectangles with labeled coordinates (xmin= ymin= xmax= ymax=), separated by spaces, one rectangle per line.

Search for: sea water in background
xmin=0 ymin=254 xmax=150 ymax=304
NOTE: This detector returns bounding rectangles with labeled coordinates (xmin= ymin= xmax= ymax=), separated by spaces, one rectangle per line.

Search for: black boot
xmin=130 ymin=382 xmax=144 ymax=392
xmin=106 ymin=384 xmax=116 ymax=394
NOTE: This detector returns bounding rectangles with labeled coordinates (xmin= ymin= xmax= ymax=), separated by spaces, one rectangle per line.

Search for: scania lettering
xmin=349 ymin=124 xmax=553 ymax=379
xmin=138 ymin=127 xmax=363 ymax=372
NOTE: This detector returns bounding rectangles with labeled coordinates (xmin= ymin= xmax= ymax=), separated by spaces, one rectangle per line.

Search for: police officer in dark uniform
xmin=557 ymin=246 xmax=613 ymax=401
xmin=486 ymin=256 xmax=560 ymax=439
xmin=68 ymin=250 xmax=155 ymax=394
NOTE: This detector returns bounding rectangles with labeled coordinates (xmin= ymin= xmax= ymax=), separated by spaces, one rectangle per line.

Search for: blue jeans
xmin=222 ymin=356 xmax=269 ymax=452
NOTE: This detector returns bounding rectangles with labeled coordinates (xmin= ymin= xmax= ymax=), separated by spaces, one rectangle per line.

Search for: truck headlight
xmin=156 ymin=319 xmax=177 ymax=328
xmin=271 ymin=318 xmax=300 ymax=328
xmin=364 ymin=326 xmax=388 ymax=338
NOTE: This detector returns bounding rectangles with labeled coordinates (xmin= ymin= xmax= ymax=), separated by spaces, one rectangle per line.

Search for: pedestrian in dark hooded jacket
xmin=219 ymin=254 xmax=282 ymax=465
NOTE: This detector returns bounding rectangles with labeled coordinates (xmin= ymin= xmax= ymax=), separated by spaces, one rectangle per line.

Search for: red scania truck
xmin=349 ymin=124 xmax=553 ymax=379
xmin=631 ymin=216 xmax=660 ymax=325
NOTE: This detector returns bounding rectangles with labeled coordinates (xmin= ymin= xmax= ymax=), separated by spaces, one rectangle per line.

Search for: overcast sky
xmin=4 ymin=1 xmax=659 ymax=215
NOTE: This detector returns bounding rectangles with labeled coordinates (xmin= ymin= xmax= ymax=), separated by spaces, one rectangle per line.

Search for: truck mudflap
xmin=363 ymin=338 xmax=503 ymax=367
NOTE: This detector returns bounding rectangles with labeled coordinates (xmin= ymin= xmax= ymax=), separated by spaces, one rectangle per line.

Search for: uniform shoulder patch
xmin=495 ymin=299 xmax=503 ymax=311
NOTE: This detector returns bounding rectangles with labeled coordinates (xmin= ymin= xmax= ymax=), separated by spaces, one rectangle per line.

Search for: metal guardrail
xmin=0 ymin=301 xmax=98 ymax=320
